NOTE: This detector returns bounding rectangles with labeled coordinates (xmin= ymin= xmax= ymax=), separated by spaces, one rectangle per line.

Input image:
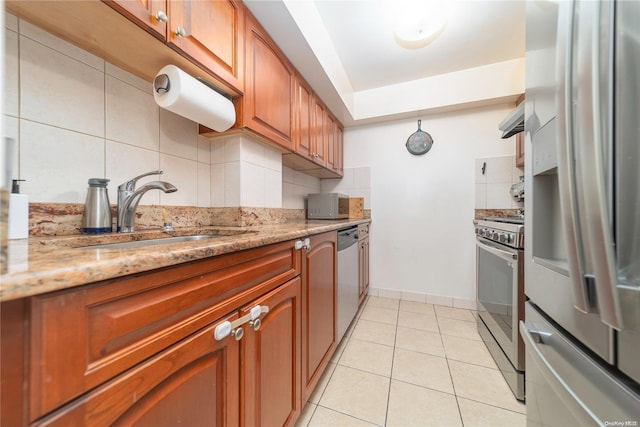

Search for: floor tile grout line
xmin=314 ymin=403 xmax=385 ymax=427
xmin=455 ymin=396 xmax=527 ymax=416
xmin=382 ymin=299 xmax=402 ymax=427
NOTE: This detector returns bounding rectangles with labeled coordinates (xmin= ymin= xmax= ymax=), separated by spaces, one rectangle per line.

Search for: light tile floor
xmin=295 ymin=296 xmax=526 ymax=427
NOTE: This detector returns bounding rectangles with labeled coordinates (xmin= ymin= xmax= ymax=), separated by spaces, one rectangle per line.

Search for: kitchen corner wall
xmin=2 ymin=14 xmax=311 ymax=211
xmin=344 ymin=105 xmax=516 ymax=307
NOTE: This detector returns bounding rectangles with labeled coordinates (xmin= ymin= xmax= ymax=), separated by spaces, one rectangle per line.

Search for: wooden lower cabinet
xmin=34 ymin=312 xmax=241 ymax=426
xmin=301 ymin=232 xmax=337 ymax=401
xmin=241 ymin=277 xmax=301 ymax=427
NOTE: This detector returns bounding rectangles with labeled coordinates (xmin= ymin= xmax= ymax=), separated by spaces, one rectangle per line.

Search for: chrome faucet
xmin=117 ymin=170 xmax=177 ymax=232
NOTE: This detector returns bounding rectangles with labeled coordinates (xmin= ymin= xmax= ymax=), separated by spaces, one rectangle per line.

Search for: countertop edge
xmin=1 ymin=219 xmax=370 ymax=302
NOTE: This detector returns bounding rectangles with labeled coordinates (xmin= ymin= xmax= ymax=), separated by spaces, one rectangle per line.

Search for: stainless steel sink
xmin=79 ymin=234 xmax=229 ymax=250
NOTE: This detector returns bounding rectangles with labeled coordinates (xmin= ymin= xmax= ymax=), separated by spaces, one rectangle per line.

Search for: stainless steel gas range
xmin=475 ymin=218 xmax=525 ymax=401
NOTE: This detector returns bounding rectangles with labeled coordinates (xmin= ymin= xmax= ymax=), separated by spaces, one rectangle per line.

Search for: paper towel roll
xmin=153 ymin=65 xmax=236 ymax=132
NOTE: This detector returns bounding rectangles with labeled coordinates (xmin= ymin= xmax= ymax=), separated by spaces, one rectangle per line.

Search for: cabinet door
xmin=312 ymin=99 xmax=327 ymax=167
xmin=293 ymin=77 xmax=313 ymax=160
xmin=242 ymin=278 xmax=301 ymax=427
xmin=245 ymin=13 xmax=294 ymax=150
xmin=335 ymin=125 xmax=344 ymax=176
xmin=34 ymin=314 xmax=241 ymax=427
xmin=326 ymin=112 xmax=336 ymax=171
xmin=301 ymin=232 xmax=337 ymax=401
xmin=103 ymin=0 xmax=167 ymax=39
xmin=168 ymin=0 xmax=244 ymax=92
xmin=515 ymin=94 xmax=525 ymax=167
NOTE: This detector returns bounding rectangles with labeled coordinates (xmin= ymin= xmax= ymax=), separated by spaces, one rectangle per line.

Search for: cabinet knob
xmin=295 ymin=240 xmax=304 ymax=250
xmin=231 ymin=327 xmax=244 ymax=341
xmin=175 ymin=26 xmax=186 ymax=37
xmin=249 ymin=318 xmax=261 ymax=331
xmin=155 ymin=10 xmax=168 ymax=22
xmin=304 ymin=238 xmax=311 ymax=251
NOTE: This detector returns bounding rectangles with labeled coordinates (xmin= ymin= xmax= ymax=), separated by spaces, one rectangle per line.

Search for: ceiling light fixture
xmin=393 ymin=1 xmax=449 ymax=49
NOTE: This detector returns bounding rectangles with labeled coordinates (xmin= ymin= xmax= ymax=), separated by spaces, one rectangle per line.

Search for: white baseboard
xmin=368 ymin=287 xmax=477 ymax=310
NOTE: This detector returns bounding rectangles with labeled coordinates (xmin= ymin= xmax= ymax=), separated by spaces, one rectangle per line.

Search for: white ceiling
xmin=244 ymin=0 xmax=526 ymax=126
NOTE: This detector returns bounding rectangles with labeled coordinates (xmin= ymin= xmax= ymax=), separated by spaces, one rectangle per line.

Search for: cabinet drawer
xmin=29 ymin=240 xmax=300 ymax=421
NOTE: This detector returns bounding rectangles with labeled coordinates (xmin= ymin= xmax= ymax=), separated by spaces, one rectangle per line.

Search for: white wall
xmin=344 ymin=105 xmax=516 ymax=306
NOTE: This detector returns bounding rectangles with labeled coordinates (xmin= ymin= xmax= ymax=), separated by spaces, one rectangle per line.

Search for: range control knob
xmin=507 ymin=234 xmax=514 ymax=244
xmin=498 ymin=233 xmax=508 ymax=243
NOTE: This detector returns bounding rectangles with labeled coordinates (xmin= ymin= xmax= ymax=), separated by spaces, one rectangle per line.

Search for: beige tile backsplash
xmin=474 ymin=155 xmax=523 ymax=209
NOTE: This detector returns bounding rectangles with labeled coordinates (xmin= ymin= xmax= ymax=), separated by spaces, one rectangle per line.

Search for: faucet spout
xmin=117 ymin=177 xmax=177 ymax=232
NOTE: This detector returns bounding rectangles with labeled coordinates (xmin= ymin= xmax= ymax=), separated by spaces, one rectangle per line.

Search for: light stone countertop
xmin=1 ymin=219 xmax=370 ymax=302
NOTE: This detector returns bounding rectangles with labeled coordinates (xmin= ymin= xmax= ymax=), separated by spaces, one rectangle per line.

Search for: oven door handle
xmin=476 ymin=239 xmax=517 ymax=262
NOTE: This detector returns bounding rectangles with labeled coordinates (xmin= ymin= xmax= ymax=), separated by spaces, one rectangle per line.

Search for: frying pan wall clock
xmin=405 ymin=120 xmax=434 ymax=155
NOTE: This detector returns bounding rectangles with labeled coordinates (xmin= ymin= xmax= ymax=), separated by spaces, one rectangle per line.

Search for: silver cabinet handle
xmin=249 ymin=318 xmax=261 ymax=331
xmin=295 ymin=240 xmax=304 ymax=250
xmin=304 ymin=238 xmax=311 ymax=251
xmin=231 ymin=327 xmax=244 ymax=340
xmin=175 ymin=26 xmax=186 ymax=37
xmin=155 ymin=10 xmax=168 ymax=22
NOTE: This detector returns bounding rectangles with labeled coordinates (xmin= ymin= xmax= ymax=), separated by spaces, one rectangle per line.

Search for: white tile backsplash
xmin=475 ymin=155 xmax=521 ymax=209
xmin=159 ymin=109 xmax=198 ymax=160
xmin=105 ymin=62 xmax=150 ymax=92
xmin=4 ymin=27 xmax=19 ymax=118
xmin=486 ymin=183 xmax=513 ymax=209
xmin=241 ymin=161 xmax=265 ymax=207
xmin=197 ymin=163 xmax=211 ymax=207
xmin=5 ymin=11 xmax=18 ymax=31
xmin=485 ymin=155 xmax=513 ymax=184
xmin=20 ymin=19 xmax=104 ymax=71
xmin=210 ymin=163 xmax=225 ymax=207
xmin=106 ymin=141 xmax=160 ymax=202
xmin=20 ymin=35 xmax=105 ymax=137
xmin=160 ymin=154 xmax=197 ymax=206
xmin=318 ymin=167 xmax=372 ymax=209
xmin=106 ymin=75 xmax=159 ymax=150
xmin=197 ymin=135 xmax=211 ymax=164
xmin=265 ymin=169 xmax=282 ymax=208
xmin=21 ymin=120 xmax=104 ymax=203
xmin=224 ymin=162 xmax=241 ymax=206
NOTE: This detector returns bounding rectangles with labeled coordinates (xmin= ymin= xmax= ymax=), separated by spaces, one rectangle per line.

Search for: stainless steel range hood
xmin=499 ymin=102 xmax=525 ymax=138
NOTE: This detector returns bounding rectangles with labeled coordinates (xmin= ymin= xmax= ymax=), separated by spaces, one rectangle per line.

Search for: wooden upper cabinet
xmin=167 ymin=0 xmax=244 ymax=92
xmin=102 ymin=0 xmax=243 ymax=93
xmin=325 ymin=112 xmax=336 ymax=171
xmin=293 ymin=76 xmax=314 ymax=160
xmin=244 ymin=12 xmax=294 ymax=151
xmin=103 ymin=0 xmax=168 ymax=39
xmin=335 ymin=125 xmax=344 ymax=176
xmin=515 ymin=94 xmax=525 ymax=168
xmin=312 ymin=99 xmax=327 ymax=167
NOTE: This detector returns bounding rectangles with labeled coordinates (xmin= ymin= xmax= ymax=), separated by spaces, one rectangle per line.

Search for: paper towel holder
xmin=154 ymin=74 xmax=171 ymax=94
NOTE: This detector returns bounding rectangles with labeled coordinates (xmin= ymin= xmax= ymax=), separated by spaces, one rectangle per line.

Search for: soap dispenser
xmin=8 ymin=179 xmax=28 ymax=239
xmin=82 ymin=178 xmax=113 ymax=234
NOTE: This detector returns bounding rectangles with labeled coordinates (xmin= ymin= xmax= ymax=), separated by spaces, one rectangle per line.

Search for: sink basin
xmin=79 ymin=234 xmax=229 ymax=250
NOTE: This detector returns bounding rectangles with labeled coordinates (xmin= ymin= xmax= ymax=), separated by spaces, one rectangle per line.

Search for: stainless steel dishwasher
xmin=337 ymin=226 xmax=359 ymax=341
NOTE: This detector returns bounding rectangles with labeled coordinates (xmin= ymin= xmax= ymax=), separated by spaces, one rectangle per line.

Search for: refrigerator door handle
xmin=555 ymin=0 xmax=590 ymax=314
xmin=576 ymin=1 xmax=622 ymax=329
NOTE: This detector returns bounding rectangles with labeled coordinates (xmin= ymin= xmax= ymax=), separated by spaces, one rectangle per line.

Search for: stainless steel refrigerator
xmin=522 ymin=0 xmax=640 ymax=424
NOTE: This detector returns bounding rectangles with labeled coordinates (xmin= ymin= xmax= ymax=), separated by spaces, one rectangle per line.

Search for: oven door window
xmin=477 ymin=240 xmax=517 ymax=341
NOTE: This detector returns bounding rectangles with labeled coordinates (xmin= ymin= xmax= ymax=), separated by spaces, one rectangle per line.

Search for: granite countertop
xmin=1 ymin=219 xmax=370 ymax=302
